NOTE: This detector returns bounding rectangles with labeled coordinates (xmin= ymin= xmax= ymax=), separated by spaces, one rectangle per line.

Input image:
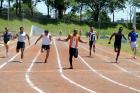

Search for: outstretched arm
xmin=79 ymin=37 xmax=87 ymax=44
xmin=123 ymin=34 xmax=127 ymax=40
xmin=35 ymin=35 xmax=43 ymax=44
xmin=26 ymin=34 xmax=30 ymax=45
xmin=108 ymin=33 xmax=115 ymax=44
xmin=96 ymin=32 xmax=99 ymax=40
xmin=58 ymin=35 xmax=70 ymax=42
xmin=49 ymin=35 xmax=52 ymax=42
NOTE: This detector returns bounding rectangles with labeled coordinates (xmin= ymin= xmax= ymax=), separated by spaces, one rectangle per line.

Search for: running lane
xmin=54 ymin=40 xmax=138 ymax=93
xmin=28 ymin=42 xmax=87 ymax=93
xmin=77 ymin=43 xmax=140 ymax=92
xmin=0 ymin=37 xmax=39 ymax=93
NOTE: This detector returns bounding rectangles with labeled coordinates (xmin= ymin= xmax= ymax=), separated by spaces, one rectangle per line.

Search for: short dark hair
xmin=20 ymin=26 xmax=23 ymax=30
xmin=44 ymin=30 xmax=49 ymax=33
xmin=73 ymin=29 xmax=78 ymax=33
xmin=119 ymin=27 xmax=123 ymax=31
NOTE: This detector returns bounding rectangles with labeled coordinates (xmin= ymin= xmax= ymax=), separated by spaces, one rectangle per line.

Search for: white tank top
xmin=89 ymin=32 xmax=96 ymax=41
xmin=18 ymin=32 xmax=26 ymax=42
xmin=71 ymin=36 xmax=76 ymax=48
xmin=42 ymin=33 xmax=50 ymax=45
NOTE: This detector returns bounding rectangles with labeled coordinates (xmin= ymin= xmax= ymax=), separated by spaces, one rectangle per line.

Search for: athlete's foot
xmin=133 ymin=56 xmax=137 ymax=59
xmin=115 ymin=58 xmax=118 ymax=63
xmin=20 ymin=59 xmax=23 ymax=63
xmin=44 ymin=59 xmax=47 ymax=63
xmin=69 ymin=66 xmax=73 ymax=69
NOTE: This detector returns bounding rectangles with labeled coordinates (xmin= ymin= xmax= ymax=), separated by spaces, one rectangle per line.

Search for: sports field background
xmin=0 ymin=18 xmax=140 ymax=56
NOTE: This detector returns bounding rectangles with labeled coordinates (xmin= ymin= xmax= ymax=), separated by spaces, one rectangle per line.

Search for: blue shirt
xmin=3 ymin=32 xmax=12 ymax=41
xmin=128 ymin=31 xmax=138 ymax=42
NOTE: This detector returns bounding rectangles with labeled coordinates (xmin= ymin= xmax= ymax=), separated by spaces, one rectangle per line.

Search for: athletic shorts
xmin=42 ymin=45 xmax=50 ymax=50
xmin=89 ymin=41 xmax=96 ymax=48
xmin=114 ymin=43 xmax=121 ymax=49
xmin=16 ymin=42 xmax=25 ymax=49
xmin=4 ymin=40 xmax=10 ymax=44
xmin=131 ymin=42 xmax=138 ymax=48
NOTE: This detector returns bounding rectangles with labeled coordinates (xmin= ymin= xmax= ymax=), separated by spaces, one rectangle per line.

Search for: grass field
xmin=0 ymin=18 xmax=140 ymax=56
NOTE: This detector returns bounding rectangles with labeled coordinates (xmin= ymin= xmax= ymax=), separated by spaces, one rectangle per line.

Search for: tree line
xmin=0 ymin=0 xmax=140 ymax=23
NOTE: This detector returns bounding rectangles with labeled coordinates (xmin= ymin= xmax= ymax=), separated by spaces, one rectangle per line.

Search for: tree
xmin=76 ymin=0 xmax=127 ymax=22
xmin=0 ymin=0 xmax=4 ymax=13
xmin=108 ymin=0 xmax=126 ymax=23
xmin=54 ymin=0 xmax=65 ymax=19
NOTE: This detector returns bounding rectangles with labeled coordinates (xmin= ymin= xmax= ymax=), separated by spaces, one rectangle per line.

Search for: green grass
xmin=0 ymin=18 xmax=89 ymax=35
xmin=97 ymin=38 xmax=140 ymax=57
xmin=0 ymin=18 xmax=140 ymax=57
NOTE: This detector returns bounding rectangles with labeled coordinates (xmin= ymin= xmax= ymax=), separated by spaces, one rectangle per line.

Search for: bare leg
xmin=133 ymin=48 xmax=137 ymax=59
xmin=89 ymin=47 xmax=92 ymax=56
xmin=16 ymin=48 xmax=20 ymax=53
xmin=114 ymin=47 xmax=118 ymax=52
xmin=4 ymin=44 xmax=8 ymax=57
xmin=93 ymin=44 xmax=95 ymax=53
xmin=116 ymin=49 xmax=120 ymax=63
xmin=44 ymin=49 xmax=50 ymax=63
xmin=20 ymin=48 xmax=24 ymax=62
xmin=41 ymin=48 xmax=44 ymax=53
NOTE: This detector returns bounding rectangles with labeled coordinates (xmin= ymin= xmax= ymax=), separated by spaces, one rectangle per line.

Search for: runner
xmin=59 ymin=29 xmax=87 ymax=69
xmin=128 ymin=26 xmax=138 ymax=59
xmin=59 ymin=30 xmax=62 ymax=39
xmin=15 ymin=27 xmax=30 ymax=62
xmin=88 ymin=26 xmax=99 ymax=56
xmin=0 ymin=27 xmax=12 ymax=57
xmin=35 ymin=30 xmax=52 ymax=63
xmin=79 ymin=29 xmax=82 ymax=36
xmin=108 ymin=27 xmax=127 ymax=63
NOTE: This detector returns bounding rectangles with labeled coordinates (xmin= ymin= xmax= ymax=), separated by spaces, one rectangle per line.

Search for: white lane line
xmin=0 ymin=37 xmax=35 ymax=54
xmin=97 ymin=46 xmax=140 ymax=66
xmin=97 ymin=46 xmax=140 ymax=76
xmin=25 ymin=50 xmax=45 ymax=93
xmin=0 ymin=40 xmax=16 ymax=48
xmin=0 ymin=43 xmax=34 ymax=69
xmin=54 ymin=39 xmax=97 ymax=93
xmin=78 ymin=54 xmax=140 ymax=93
xmin=63 ymin=42 xmax=140 ymax=92
xmin=63 ymin=43 xmax=140 ymax=92
xmin=81 ymin=45 xmax=140 ymax=78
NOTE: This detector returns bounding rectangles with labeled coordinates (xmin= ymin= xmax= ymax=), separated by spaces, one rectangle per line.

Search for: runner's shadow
xmin=35 ymin=62 xmax=46 ymax=63
xmin=63 ymin=67 xmax=73 ymax=70
xmin=11 ymin=61 xmax=22 ymax=63
xmin=0 ymin=56 xmax=6 ymax=58
xmin=104 ymin=61 xmax=119 ymax=64
xmin=83 ymin=56 xmax=94 ymax=58
xmin=120 ymin=57 xmax=132 ymax=60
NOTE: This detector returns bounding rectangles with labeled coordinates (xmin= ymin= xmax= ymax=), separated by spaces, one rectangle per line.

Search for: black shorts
xmin=16 ymin=42 xmax=25 ymax=49
xmin=42 ymin=45 xmax=50 ymax=50
xmin=89 ymin=41 xmax=95 ymax=48
xmin=114 ymin=43 xmax=121 ymax=49
xmin=69 ymin=48 xmax=78 ymax=58
xmin=4 ymin=40 xmax=10 ymax=44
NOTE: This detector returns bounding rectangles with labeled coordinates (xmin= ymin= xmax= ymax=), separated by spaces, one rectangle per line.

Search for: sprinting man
xmin=79 ymin=29 xmax=82 ymax=36
xmin=0 ymin=27 xmax=12 ymax=57
xmin=128 ymin=26 xmax=138 ymax=59
xmin=108 ymin=27 xmax=127 ymax=63
xmin=59 ymin=30 xmax=62 ymax=39
xmin=15 ymin=27 xmax=30 ymax=62
xmin=88 ymin=26 xmax=98 ymax=56
xmin=59 ymin=29 xmax=87 ymax=69
xmin=35 ymin=30 xmax=52 ymax=63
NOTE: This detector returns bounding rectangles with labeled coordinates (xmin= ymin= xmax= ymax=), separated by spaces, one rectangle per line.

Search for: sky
xmin=36 ymin=1 xmax=140 ymax=22
xmin=2 ymin=1 xmax=140 ymax=21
